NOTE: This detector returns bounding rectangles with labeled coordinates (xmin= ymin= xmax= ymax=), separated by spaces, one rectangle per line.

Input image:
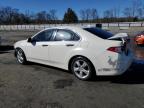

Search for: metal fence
xmin=0 ymin=23 xmax=97 ymax=30
xmin=0 ymin=22 xmax=144 ymax=30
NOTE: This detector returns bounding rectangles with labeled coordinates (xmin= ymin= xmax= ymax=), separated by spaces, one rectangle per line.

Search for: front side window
xmin=32 ymin=29 xmax=54 ymax=42
xmin=54 ymin=30 xmax=80 ymax=41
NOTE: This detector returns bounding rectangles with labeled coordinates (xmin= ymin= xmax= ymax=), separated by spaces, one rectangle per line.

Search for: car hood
xmin=14 ymin=40 xmax=27 ymax=48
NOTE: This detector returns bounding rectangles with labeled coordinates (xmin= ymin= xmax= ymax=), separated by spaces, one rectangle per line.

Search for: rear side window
xmin=84 ymin=28 xmax=113 ymax=39
xmin=54 ymin=30 xmax=80 ymax=41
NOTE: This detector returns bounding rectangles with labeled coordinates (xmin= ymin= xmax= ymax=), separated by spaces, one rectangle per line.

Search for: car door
xmin=48 ymin=29 xmax=80 ymax=65
xmin=26 ymin=29 xmax=54 ymax=62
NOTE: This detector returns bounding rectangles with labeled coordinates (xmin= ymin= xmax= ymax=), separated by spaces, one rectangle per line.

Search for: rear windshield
xmin=84 ymin=27 xmax=113 ymax=39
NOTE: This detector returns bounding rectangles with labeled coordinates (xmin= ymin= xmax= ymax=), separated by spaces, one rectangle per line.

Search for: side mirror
xmin=27 ymin=37 xmax=32 ymax=43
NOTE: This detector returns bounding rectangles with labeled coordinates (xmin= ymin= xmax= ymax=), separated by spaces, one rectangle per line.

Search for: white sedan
xmin=14 ymin=26 xmax=133 ymax=80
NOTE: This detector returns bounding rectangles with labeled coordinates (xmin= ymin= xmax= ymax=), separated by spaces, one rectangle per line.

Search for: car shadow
xmin=27 ymin=59 xmax=144 ymax=84
xmin=0 ymin=45 xmax=14 ymax=54
xmin=137 ymin=44 xmax=144 ymax=47
xmin=94 ymin=60 xmax=144 ymax=84
xmin=27 ymin=61 xmax=71 ymax=74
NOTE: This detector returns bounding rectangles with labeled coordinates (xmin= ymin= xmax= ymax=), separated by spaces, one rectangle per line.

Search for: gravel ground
xmin=0 ymin=29 xmax=144 ymax=108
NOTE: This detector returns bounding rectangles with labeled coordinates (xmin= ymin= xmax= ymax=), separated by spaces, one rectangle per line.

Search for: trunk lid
xmin=108 ymin=33 xmax=128 ymax=40
xmin=108 ymin=33 xmax=131 ymax=56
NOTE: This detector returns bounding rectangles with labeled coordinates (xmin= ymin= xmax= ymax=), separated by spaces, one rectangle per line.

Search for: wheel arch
xmin=14 ymin=47 xmax=22 ymax=57
xmin=68 ymin=55 xmax=96 ymax=74
xmin=14 ymin=47 xmax=26 ymax=59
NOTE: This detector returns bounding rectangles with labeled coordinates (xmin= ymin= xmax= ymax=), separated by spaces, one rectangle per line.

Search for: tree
xmin=49 ymin=9 xmax=57 ymax=20
xmin=79 ymin=9 xmax=91 ymax=21
xmin=0 ymin=6 xmax=28 ymax=24
xmin=63 ymin=8 xmax=78 ymax=23
xmin=135 ymin=0 xmax=144 ymax=19
xmin=49 ymin=9 xmax=58 ymax=23
xmin=103 ymin=10 xmax=113 ymax=18
xmin=36 ymin=11 xmax=47 ymax=23
xmin=131 ymin=0 xmax=142 ymax=17
xmin=79 ymin=9 xmax=86 ymax=21
xmin=24 ymin=10 xmax=32 ymax=23
xmin=113 ymin=7 xmax=120 ymax=18
xmin=137 ymin=8 xmax=143 ymax=19
xmin=0 ymin=6 xmax=59 ymax=24
xmin=123 ymin=7 xmax=132 ymax=18
xmin=123 ymin=0 xmax=143 ymax=18
xmin=85 ymin=9 xmax=91 ymax=21
xmin=79 ymin=8 xmax=98 ymax=22
xmin=91 ymin=8 xmax=98 ymax=21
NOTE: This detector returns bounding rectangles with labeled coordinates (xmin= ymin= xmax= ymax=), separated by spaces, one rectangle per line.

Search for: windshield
xmin=84 ymin=27 xmax=113 ymax=39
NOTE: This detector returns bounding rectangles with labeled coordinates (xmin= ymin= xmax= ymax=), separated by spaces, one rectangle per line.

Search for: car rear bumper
xmin=95 ymin=51 xmax=134 ymax=76
xmin=110 ymin=52 xmax=133 ymax=76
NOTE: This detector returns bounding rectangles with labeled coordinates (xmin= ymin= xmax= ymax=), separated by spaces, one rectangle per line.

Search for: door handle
xmin=42 ymin=45 xmax=48 ymax=47
xmin=66 ymin=44 xmax=74 ymax=47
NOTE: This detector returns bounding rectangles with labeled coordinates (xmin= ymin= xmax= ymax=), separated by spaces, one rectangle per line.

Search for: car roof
xmin=38 ymin=26 xmax=105 ymax=41
xmin=44 ymin=26 xmax=83 ymax=31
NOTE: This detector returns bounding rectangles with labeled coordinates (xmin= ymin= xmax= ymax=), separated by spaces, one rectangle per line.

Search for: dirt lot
xmin=0 ymin=30 xmax=144 ymax=108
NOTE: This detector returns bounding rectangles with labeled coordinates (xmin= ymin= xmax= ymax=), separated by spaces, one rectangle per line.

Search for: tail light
xmin=107 ymin=47 xmax=122 ymax=53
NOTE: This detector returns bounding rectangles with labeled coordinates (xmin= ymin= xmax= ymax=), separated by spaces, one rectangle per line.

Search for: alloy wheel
xmin=17 ymin=49 xmax=24 ymax=64
xmin=73 ymin=60 xmax=90 ymax=79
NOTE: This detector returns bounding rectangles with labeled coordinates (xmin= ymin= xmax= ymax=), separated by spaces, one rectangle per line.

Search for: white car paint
xmin=14 ymin=26 xmax=133 ymax=76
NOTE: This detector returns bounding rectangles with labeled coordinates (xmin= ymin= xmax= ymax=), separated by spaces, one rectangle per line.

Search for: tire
xmin=15 ymin=48 xmax=27 ymax=65
xmin=70 ymin=57 xmax=95 ymax=81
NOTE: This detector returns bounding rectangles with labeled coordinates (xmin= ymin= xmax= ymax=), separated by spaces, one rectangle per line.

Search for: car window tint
xmin=54 ymin=30 xmax=80 ymax=41
xmin=33 ymin=30 xmax=54 ymax=42
xmin=84 ymin=28 xmax=113 ymax=39
xmin=73 ymin=34 xmax=80 ymax=41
